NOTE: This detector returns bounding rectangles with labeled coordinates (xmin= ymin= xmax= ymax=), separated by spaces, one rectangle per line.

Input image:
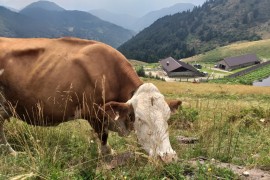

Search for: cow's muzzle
xmin=160 ymin=153 xmax=178 ymax=163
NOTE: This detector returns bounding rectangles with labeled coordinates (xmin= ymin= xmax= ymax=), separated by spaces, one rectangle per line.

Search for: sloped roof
xmin=160 ymin=57 xmax=202 ymax=74
xmin=223 ymin=54 xmax=260 ymax=67
xmin=178 ymin=60 xmax=201 ymax=73
xmin=160 ymin=57 xmax=181 ymax=72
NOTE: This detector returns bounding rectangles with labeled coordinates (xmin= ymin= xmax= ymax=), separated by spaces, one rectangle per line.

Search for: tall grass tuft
xmin=1 ymin=119 xmax=99 ymax=179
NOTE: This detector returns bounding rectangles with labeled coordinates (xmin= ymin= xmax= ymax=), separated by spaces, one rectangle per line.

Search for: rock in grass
xmin=177 ymin=136 xmax=199 ymax=144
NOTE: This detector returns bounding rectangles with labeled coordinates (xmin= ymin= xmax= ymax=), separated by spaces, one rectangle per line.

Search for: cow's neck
xmin=118 ymin=65 xmax=143 ymax=102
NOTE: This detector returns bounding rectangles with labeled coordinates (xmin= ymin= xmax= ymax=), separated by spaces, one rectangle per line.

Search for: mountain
xmin=90 ymin=3 xmax=194 ymax=32
xmin=0 ymin=6 xmax=46 ymax=37
xmin=133 ymin=3 xmax=194 ymax=32
xmin=118 ymin=0 xmax=270 ymax=62
xmin=0 ymin=1 xmax=134 ymax=48
xmin=21 ymin=0 xmax=65 ymax=11
xmin=89 ymin=9 xmax=138 ymax=31
xmin=3 ymin=6 xmax=18 ymax=12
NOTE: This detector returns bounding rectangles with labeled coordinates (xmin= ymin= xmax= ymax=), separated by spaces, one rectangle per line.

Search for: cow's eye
xmin=128 ymin=113 xmax=135 ymax=122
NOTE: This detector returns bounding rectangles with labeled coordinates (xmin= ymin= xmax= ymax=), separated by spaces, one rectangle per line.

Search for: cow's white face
xmin=127 ymin=83 xmax=177 ymax=162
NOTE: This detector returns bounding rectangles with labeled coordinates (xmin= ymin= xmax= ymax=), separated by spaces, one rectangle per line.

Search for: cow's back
xmin=0 ymin=37 xmax=142 ymax=125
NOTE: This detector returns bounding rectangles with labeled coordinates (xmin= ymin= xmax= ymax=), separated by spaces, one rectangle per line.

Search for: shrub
xmin=136 ymin=66 xmax=146 ymax=77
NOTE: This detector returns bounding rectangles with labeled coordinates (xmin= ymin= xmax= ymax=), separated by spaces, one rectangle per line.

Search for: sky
xmin=0 ymin=0 xmax=207 ymax=17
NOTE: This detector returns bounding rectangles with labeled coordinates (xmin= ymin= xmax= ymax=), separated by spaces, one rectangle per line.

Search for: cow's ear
xmin=166 ymin=100 xmax=182 ymax=113
xmin=103 ymin=101 xmax=133 ymax=120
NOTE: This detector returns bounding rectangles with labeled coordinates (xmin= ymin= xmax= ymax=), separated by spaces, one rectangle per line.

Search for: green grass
xmin=0 ymin=120 xmax=99 ymax=179
xmin=210 ymin=63 xmax=270 ymax=85
xmin=184 ymin=39 xmax=270 ymax=63
xmin=0 ymin=81 xmax=270 ymax=179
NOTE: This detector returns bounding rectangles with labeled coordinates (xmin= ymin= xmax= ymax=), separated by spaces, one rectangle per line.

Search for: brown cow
xmin=0 ymin=37 xmax=181 ymax=162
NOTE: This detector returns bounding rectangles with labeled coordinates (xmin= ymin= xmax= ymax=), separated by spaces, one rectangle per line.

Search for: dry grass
xmin=129 ymin=59 xmax=148 ymax=67
xmin=149 ymin=80 xmax=270 ymax=97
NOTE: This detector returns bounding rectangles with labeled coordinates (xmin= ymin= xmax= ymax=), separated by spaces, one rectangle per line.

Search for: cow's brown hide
xmin=0 ymin=37 xmax=142 ymax=156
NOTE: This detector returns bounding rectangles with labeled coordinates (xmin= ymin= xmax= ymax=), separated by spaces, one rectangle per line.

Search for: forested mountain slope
xmin=119 ymin=0 xmax=270 ymax=62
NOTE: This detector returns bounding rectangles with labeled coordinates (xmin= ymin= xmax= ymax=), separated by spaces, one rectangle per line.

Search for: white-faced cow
xmin=0 ymin=37 xmax=181 ymax=163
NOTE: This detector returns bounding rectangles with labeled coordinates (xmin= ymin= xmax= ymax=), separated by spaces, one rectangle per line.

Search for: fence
xmin=172 ymin=75 xmax=222 ymax=82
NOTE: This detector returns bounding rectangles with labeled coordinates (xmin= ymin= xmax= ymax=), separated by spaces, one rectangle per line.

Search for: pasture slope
xmin=0 ymin=80 xmax=270 ymax=179
xmin=184 ymin=39 xmax=270 ymax=63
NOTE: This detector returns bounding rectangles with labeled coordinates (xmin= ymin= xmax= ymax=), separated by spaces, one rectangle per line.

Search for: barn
xmin=160 ymin=57 xmax=204 ymax=77
xmin=217 ymin=54 xmax=260 ymax=71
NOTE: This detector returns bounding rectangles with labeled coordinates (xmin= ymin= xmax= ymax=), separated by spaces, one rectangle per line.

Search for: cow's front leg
xmin=88 ymin=118 xmax=113 ymax=157
xmin=100 ymin=130 xmax=114 ymax=156
xmin=0 ymin=118 xmax=17 ymax=156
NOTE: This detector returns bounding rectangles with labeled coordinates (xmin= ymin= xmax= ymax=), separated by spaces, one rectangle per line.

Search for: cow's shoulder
xmin=56 ymin=37 xmax=114 ymax=59
xmin=57 ymin=37 xmax=98 ymax=46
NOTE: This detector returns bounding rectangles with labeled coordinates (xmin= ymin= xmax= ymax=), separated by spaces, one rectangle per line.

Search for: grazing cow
xmin=0 ymin=37 xmax=180 ymax=162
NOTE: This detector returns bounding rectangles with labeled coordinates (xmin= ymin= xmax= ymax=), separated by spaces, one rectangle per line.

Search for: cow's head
xmin=103 ymin=83 xmax=181 ymax=163
xmin=102 ymin=101 xmax=134 ymax=137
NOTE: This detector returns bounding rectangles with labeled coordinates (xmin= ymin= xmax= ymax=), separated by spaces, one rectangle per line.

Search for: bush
xmin=136 ymin=66 xmax=146 ymax=77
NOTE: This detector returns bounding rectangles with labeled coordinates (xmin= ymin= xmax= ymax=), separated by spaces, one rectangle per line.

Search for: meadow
xmin=0 ymin=80 xmax=270 ymax=179
xmin=210 ymin=63 xmax=270 ymax=85
xmin=184 ymin=39 xmax=270 ymax=63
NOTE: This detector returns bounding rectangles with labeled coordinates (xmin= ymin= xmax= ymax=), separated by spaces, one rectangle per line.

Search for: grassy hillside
xmin=184 ymin=39 xmax=270 ymax=63
xmin=1 ymin=81 xmax=269 ymax=179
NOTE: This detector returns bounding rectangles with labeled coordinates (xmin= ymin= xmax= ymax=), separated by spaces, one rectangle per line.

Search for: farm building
xmin=217 ymin=54 xmax=260 ymax=71
xmin=160 ymin=57 xmax=204 ymax=77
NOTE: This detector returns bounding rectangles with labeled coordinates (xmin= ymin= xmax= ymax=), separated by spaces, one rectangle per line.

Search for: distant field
xmin=183 ymin=39 xmax=270 ymax=63
xmin=129 ymin=59 xmax=148 ymax=67
xmin=210 ymin=63 xmax=270 ymax=85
